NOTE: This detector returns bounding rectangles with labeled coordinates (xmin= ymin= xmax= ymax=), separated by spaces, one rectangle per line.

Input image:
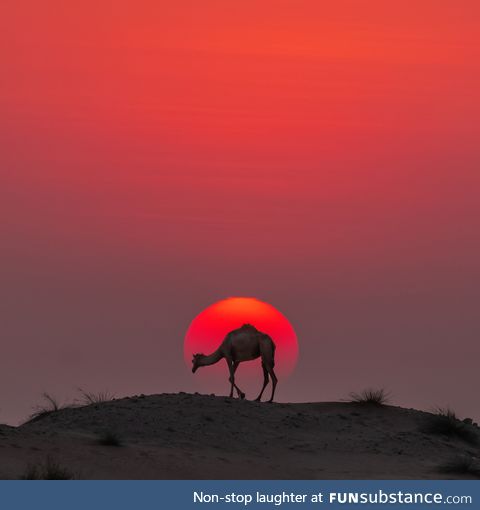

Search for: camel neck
xmin=200 ymin=349 xmax=223 ymax=366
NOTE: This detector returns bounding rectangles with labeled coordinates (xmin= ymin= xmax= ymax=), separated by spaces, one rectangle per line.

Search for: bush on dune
xmin=422 ymin=407 xmax=479 ymax=445
xmin=20 ymin=457 xmax=75 ymax=480
xmin=438 ymin=456 xmax=480 ymax=478
xmin=77 ymin=388 xmax=115 ymax=406
xmin=26 ymin=393 xmax=70 ymax=424
xmin=348 ymin=388 xmax=391 ymax=406
xmin=97 ymin=430 xmax=123 ymax=447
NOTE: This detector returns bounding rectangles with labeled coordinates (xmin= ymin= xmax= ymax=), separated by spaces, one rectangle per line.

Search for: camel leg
xmin=232 ymin=362 xmax=245 ymax=399
xmin=226 ymin=359 xmax=235 ymax=398
xmin=255 ymin=363 xmax=269 ymax=401
xmin=267 ymin=366 xmax=278 ymax=403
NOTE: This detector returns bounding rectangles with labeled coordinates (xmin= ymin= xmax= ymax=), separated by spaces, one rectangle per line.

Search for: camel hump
xmin=240 ymin=323 xmax=257 ymax=331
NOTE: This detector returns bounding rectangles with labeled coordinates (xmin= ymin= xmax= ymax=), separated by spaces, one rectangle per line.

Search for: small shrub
xmin=98 ymin=431 xmax=123 ymax=447
xmin=26 ymin=393 xmax=65 ymax=423
xmin=20 ymin=457 xmax=75 ymax=480
xmin=20 ymin=465 xmax=41 ymax=480
xmin=438 ymin=456 xmax=480 ymax=478
xmin=422 ymin=407 xmax=479 ymax=445
xmin=77 ymin=388 xmax=115 ymax=405
xmin=349 ymin=388 xmax=391 ymax=406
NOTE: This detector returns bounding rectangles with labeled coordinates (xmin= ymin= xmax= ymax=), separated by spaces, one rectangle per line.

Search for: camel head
xmin=192 ymin=353 xmax=204 ymax=373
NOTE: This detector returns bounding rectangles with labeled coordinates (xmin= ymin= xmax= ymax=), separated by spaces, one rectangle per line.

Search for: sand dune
xmin=0 ymin=393 xmax=479 ymax=479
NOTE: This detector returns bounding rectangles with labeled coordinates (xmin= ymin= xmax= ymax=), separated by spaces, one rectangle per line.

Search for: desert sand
xmin=1 ymin=393 xmax=479 ymax=479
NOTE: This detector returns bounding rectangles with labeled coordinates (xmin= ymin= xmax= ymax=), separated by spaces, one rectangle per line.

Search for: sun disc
xmin=184 ymin=297 xmax=299 ymax=377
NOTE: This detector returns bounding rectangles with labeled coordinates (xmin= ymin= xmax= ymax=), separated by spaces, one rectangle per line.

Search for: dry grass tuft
xmin=438 ymin=456 xmax=480 ymax=478
xmin=20 ymin=457 xmax=75 ymax=480
xmin=421 ymin=407 xmax=479 ymax=445
xmin=77 ymin=388 xmax=115 ymax=406
xmin=97 ymin=430 xmax=123 ymax=447
xmin=348 ymin=388 xmax=391 ymax=406
xmin=26 ymin=393 xmax=71 ymax=424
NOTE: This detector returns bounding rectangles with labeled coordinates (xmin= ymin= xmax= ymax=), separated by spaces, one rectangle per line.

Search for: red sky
xmin=1 ymin=1 xmax=479 ymax=424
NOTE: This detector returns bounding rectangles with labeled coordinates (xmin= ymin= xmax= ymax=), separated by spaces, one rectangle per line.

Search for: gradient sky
xmin=1 ymin=1 xmax=479 ymax=424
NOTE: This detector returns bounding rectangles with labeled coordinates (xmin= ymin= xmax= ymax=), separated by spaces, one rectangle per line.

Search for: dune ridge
xmin=0 ymin=393 xmax=478 ymax=479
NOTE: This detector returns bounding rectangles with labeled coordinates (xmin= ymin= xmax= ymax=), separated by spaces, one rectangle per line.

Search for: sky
xmin=1 ymin=1 xmax=479 ymax=424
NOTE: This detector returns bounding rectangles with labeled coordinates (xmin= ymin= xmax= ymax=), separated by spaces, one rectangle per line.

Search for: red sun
xmin=184 ymin=297 xmax=299 ymax=377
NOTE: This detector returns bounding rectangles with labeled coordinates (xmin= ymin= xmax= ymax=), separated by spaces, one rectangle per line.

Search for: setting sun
xmin=184 ymin=297 xmax=299 ymax=377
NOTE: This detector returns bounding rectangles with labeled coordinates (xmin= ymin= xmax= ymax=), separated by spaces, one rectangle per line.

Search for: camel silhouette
xmin=191 ymin=324 xmax=278 ymax=402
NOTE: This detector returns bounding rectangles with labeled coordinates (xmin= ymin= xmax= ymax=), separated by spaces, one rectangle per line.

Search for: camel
xmin=191 ymin=324 xmax=278 ymax=402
